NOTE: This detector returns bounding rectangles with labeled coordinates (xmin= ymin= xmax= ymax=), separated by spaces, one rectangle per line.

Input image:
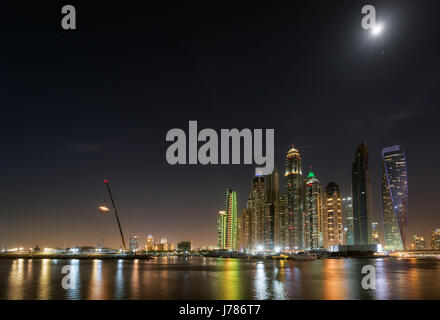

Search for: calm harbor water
xmin=1 ymin=257 xmax=440 ymax=300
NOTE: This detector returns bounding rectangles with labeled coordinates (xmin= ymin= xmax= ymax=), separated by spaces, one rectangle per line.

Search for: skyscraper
xmin=145 ymin=235 xmax=154 ymax=251
xmin=304 ymin=170 xmax=323 ymax=249
xmin=371 ymin=222 xmax=380 ymax=245
xmin=217 ymin=210 xmax=227 ymax=249
xmin=352 ymin=142 xmax=373 ymax=245
xmin=129 ymin=236 xmax=140 ymax=252
xmin=264 ymin=168 xmax=279 ymax=251
xmin=284 ymin=145 xmax=304 ymax=250
xmin=247 ymin=176 xmax=266 ymax=250
xmin=431 ymin=229 xmax=440 ymax=250
xmin=276 ymin=194 xmax=287 ymax=250
xmin=342 ymin=196 xmax=354 ymax=245
xmin=225 ymin=188 xmax=238 ymax=250
xmin=410 ymin=235 xmax=426 ymax=250
xmin=381 ymin=145 xmax=408 ymax=251
xmin=324 ymin=182 xmax=343 ymax=248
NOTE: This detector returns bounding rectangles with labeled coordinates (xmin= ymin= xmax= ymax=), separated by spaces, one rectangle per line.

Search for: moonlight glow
xmin=371 ymin=24 xmax=384 ymax=36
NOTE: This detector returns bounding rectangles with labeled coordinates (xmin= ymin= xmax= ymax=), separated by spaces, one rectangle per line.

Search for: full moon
xmin=371 ymin=24 xmax=384 ymax=36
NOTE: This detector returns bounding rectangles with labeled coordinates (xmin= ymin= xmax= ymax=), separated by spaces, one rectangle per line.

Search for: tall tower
xmin=381 ymin=145 xmax=408 ymax=250
xmin=276 ymin=194 xmax=287 ymax=250
xmin=145 ymin=235 xmax=154 ymax=251
xmin=284 ymin=145 xmax=304 ymax=250
xmin=217 ymin=211 xmax=227 ymax=249
xmin=342 ymin=196 xmax=354 ymax=245
xmin=225 ymin=188 xmax=238 ymax=250
xmin=352 ymin=142 xmax=373 ymax=245
xmin=324 ymin=182 xmax=343 ymax=248
xmin=264 ymin=168 xmax=279 ymax=251
xmin=304 ymin=170 xmax=323 ymax=249
xmin=247 ymin=176 xmax=266 ymax=250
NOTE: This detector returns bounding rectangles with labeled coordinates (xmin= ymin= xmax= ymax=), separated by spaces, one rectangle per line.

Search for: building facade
xmin=276 ymin=194 xmax=287 ymax=250
xmin=381 ymin=145 xmax=408 ymax=251
xmin=371 ymin=222 xmax=380 ymax=245
xmin=431 ymin=229 xmax=440 ymax=250
xmin=145 ymin=235 xmax=154 ymax=251
xmin=225 ymin=188 xmax=238 ymax=250
xmin=304 ymin=170 xmax=323 ymax=249
xmin=410 ymin=235 xmax=426 ymax=250
xmin=324 ymin=182 xmax=343 ymax=248
xmin=284 ymin=146 xmax=304 ymax=250
xmin=177 ymin=241 xmax=192 ymax=252
xmin=342 ymin=196 xmax=354 ymax=245
xmin=129 ymin=236 xmax=140 ymax=252
xmin=247 ymin=176 xmax=266 ymax=250
xmin=217 ymin=210 xmax=227 ymax=249
xmin=352 ymin=142 xmax=373 ymax=245
xmin=264 ymin=168 xmax=279 ymax=251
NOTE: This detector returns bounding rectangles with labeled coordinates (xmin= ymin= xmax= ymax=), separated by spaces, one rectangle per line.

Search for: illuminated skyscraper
xmin=276 ymin=194 xmax=287 ymax=249
xmin=225 ymin=188 xmax=238 ymax=250
xmin=324 ymin=182 xmax=343 ymax=248
xmin=342 ymin=196 xmax=354 ymax=245
xmin=237 ymin=209 xmax=250 ymax=251
xmin=129 ymin=236 xmax=140 ymax=252
xmin=371 ymin=222 xmax=380 ymax=245
xmin=145 ymin=235 xmax=154 ymax=251
xmin=284 ymin=145 xmax=304 ymax=250
xmin=352 ymin=142 xmax=373 ymax=245
xmin=247 ymin=176 xmax=266 ymax=250
xmin=264 ymin=168 xmax=279 ymax=251
xmin=410 ymin=235 xmax=426 ymax=250
xmin=217 ymin=210 xmax=227 ymax=249
xmin=381 ymin=145 xmax=408 ymax=251
xmin=431 ymin=229 xmax=440 ymax=250
xmin=304 ymin=170 xmax=323 ymax=249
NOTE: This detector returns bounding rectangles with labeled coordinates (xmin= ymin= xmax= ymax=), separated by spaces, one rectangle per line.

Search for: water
xmin=1 ymin=257 xmax=440 ymax=300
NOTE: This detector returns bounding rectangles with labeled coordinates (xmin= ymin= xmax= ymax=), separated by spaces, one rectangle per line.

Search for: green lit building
xmin=304 ymin=170 xmax=323 ymax=249
xmin=217 ymin=210 xmax=227 ymax=249
xmin=225 ymin=188 xmax=238 ymax=250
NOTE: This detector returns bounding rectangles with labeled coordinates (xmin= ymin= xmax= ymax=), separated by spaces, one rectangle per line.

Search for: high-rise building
xmin=264 ymin=168 xmax=279 ymax=251
xmin=342 ymin=196 xmax=354 ymax=245
xmin=352 ymin=142 xmax=373 ymax=245
xmin=371 ymin=222 xmax=380 ymax=245
xmin=284 ymin=145 xmax=304 ymax=250
xmin=225 ymin=188 xmax=238 ymax=250
xmin=410 ymin=235 xmax=426 ymax=250
xmin=217 ymin=210 xmax=227 ymax=249
xmin=247 ymin=176 xmax=266 ymax=250
xmin=431 ymin=229 xmax=440 ymax=250
xmin=145 ymin=235 xmax=154 ymax=251
xmin=240 ymin=208 xmax=252 ymax=251
xmin=381 ymin=145 xmax=408 ymax=251
xmin=304 ymin=170 xmax=323 ymax=249
xmin=324 ymin=182 xmax=343 ymax=248
xmin=155 ymin=237 xmax=172 ymax=251
xmin=177 ymin=241 xmax=192 ymax=252
xmin=276 ymin=194 xmax=287 ymax=250
xmin=129 ymin=236 xmax=139 ymax=252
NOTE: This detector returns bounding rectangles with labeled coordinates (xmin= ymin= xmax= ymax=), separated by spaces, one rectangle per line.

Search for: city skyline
xmin=1 ymin=1 xmax=440 ymax=249
xmin=1 ymin=140 xmax=439 ymax=250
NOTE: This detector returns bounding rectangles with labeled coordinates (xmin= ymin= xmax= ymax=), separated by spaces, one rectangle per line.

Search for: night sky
xmin=1 ymin=1 xmax=439 ymax=249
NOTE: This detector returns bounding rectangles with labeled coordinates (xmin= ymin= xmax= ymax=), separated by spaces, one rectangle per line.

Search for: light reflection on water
xmin=1 ymin=257 xmax=440 ymax=300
